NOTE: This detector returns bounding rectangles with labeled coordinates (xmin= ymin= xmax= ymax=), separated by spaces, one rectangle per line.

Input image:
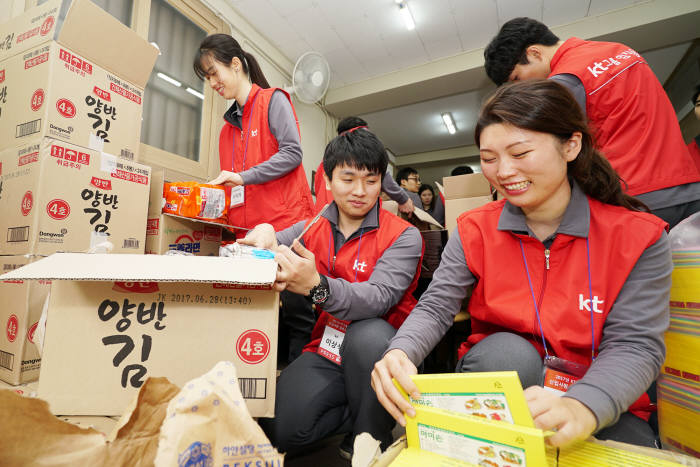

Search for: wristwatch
xmin=309 ymin=275 xmax=330 ymax=305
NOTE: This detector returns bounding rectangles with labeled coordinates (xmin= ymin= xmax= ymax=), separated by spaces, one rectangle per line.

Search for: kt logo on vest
xmin=579 ymin=294 xmax=604 ymax=313
xmin=352 ymin=259 xmax=367 ymax=273
xmin=251 ymin=129 xmax=258 ymax=137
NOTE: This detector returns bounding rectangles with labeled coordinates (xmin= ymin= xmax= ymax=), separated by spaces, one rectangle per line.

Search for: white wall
xmin=0 ymin=0 xmax=28 ymax=23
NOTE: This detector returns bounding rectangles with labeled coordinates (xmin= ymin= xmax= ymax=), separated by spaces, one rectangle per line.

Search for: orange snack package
xmin=162 ymin=182 xmax=230 ymax=223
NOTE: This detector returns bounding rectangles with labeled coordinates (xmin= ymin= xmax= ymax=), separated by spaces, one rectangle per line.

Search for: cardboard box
xmin=0 ymin=0 xmax=157 ymax=158
xmin=0 ymin=253 xmax=279 ymax=417
xmin=0 ymin=255 xmax=50 ymax=385
xmin=146 ymin=170 xmax=222 ymax=256
xmin=442 ymin=173 xmax=493 ymax=236
xmin=0 ymin=138 xmax=151 ymax=255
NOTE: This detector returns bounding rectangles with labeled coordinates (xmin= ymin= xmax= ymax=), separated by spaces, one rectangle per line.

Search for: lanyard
xmin=519 ymin=237 xmax=596 ymax=362
xmin=232 ymin=91 xmax=260 ymax=173
xmin=326 ymin=227 xmax=364 ymax=282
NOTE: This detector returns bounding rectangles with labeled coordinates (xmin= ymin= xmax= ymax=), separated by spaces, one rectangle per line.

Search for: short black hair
xmin=484 ymin=17 xmax=559 ymax=85
xmin=323 ymin=129 xmax=387 ymax=180
xmin=337 ymin=116 xmax=368 ymax=135
xmin=450 ymin=165 xmax=474 ymax=176
xmin=395 ymin=167 xmax=418 ymax=183
xmin=692 ymin=84 xmax=700 ymax=105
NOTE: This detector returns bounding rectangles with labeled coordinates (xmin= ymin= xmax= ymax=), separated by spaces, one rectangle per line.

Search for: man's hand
xmin=237 ymin=224 xmax=277 ymax=250
xmin=273 ymin=240 xmax=320 ymax=294
xmin=524 ymin=386 xmax=597 ymax=447
xmin=208 ymin=170 xmax=244 ymax=187
xmin=371 ymin=349 xmax=419 ymax=427
xmin=398 ymin=198 xmax=414 ymax=216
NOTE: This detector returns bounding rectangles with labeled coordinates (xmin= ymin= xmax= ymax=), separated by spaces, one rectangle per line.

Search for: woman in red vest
xmin=372 ymin=80 xmax=672 ymax=449
xmin=194 ymin=34 xmax=313 ymax=232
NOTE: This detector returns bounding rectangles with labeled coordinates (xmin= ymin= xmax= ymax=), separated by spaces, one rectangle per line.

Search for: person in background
xmin=396 ymin=167 xmax=423 ymax=208
xmin=686 ymin=85 xmax=700 ymax=173
xmin=194 ymin=33 xmax=314 ymax=232
xmin=245 ymin=128 xmax=423 ymax=459
xmin=194 ymin=34 xmax=315 ymax=363
xmin=451 ymin=165 xmax=474 ymax=176
xmin=372 ymin=80 xmax=671 ymax=449
xmin=484 ymin=18 xmax=700 ymax=228
xmin=419 ymin=184 xmax=445 ymax=226
xmin=314 ymin=117 xmax=414 ymax=215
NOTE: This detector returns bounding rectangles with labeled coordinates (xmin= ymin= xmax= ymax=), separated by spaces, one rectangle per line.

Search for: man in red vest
xmin=483 ymin=18 xmax=700 ymax=228
xmin=244 ymin=128 xmax=423 ymax=459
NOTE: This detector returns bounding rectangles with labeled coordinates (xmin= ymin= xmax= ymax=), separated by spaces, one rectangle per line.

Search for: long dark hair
xmin=475 ymin=80 xmax=648 ymax=212
xmin=419 ymin=184 xmax=436 ymax=211
xmin=193 ymin=34 xmax=270 ymax=88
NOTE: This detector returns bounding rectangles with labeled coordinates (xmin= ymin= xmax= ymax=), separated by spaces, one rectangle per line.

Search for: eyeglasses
xmin=407 ymin=176 xmax=421 ymax=182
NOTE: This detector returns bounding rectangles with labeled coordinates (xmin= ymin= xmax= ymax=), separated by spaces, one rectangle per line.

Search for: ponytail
xmin=194 ymin=34 xmax=270 ymax=88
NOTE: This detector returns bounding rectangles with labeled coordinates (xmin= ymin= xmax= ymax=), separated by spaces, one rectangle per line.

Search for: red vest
xmin=457 ymin=198 xmax=667 ymax=419
xmin=314 ymin=161 xmax=332 ymax=211
xmin=549 ymin=38 xmax=700 ymax=196
xmin=218 ymin=85 xmax=314 ymax=231
xmin=687 ymin=140 xmax=700 ymax=174
xmin=302 ymin=205 xmax=423 ymax=353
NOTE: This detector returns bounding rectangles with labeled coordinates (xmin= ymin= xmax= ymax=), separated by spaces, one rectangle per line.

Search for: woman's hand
xmin=524 ymin=386 xmax=597 ymax=447
xmin=273 ymin=240 xmax=320 ymax=294
xmin=371 ymin=349 xmax=419 ymax=426
xmin=208 ymin=170 xmax=244 ymax=187
xmin=237 ymin=224 xmax=277 ymax=250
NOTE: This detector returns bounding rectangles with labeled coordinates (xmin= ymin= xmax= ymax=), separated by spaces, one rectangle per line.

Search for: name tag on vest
xmin=230 ymin=185 xmax=244 ymax=208
xmin=317 ymin=317 xmax=349 ymax=365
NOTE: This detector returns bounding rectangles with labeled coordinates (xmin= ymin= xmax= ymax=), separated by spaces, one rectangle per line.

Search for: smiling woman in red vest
xmin=372 ymin=80 xmax=672 ymax=449
xmin=194 ymin=34 xmax=313 ymax=232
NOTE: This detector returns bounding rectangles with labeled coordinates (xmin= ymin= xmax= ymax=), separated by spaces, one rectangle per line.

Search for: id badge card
xmin=317 ymin=317 xmax=349 ymax=365
xmin=542 ymin=356 xmax=589 ymax=395
xmin=230 ymin=185 xmax=244 ymax=208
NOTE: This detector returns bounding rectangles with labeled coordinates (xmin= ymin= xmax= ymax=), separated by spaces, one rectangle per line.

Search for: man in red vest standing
xmin=484 ymin=18 xmax=700 ymax=228
xmin=243 ymin=128 xmax=423 ymax=459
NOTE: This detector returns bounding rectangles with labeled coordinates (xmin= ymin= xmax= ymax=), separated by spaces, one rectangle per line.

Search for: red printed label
xmin=21 ymin=191 xmax=33 ymax=216
xmin=58 ymin=49 xmax=92 ymax=75
xmin=146 ymin=218 xmax=159 ymax=235
xmin=93 ymin=86 xmax=111 ymax=101
xmin=25 ymin=53 xmax=48 ymax=70
xmin=112 ymin=282 xmax=160 ymax=294
xmin=204 ymin=226 xmax=221 ymax=242
xmin=192 ymin=230 xmax=204 ymax=241
xmin=236 ymin=329 xmax=270 ymax=364
xmin=31 ymin=89 xmax=44 ymax=111
xmin=90 ymin=177 xmax=112 ymax=190
xmin=46 ymin=199 xmax=70 ymax=220
xmin=111 ymin=169 xmax=148 ymax=185
xmin=0 ymin=69 xmax=5 ymax=83
xmin=109 ymin=82 xmax=142 ymax=104
xmin=27 ymin=322 xmax=38 ymax=343
xmin=18 ymin=152 xmax=38 ymax=166
xmin=6 ymin=314 xmax=18 ymax=343
xmin=40 ymin=16 xmax=55 ymax=36
xmin=56 ymin=98 xmax=76 ymax=118
xmin=543 ymin=368 xmax=580 ymax=394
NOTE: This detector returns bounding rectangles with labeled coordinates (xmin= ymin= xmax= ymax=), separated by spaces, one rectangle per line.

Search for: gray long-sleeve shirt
xmin=276 ymin=201 xmax=423 ymax=321
xmin=388 ymin=182 xmax=671 ymax=430
xmin=551 ymin=73 xmax=700 ymax=210
xmin=382 ymin=171 xmax=409 ymax=205
xmin=224 ymin=90 xmax=302 ymax=186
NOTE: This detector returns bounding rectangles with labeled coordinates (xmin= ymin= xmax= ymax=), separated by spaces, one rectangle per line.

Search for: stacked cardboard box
xmin=442 ymin=173 xmax=493 ymax=236
xmin=145 ymin=169 xmax=223 ymax=256
xmin=0 ymin=0 xmax=157 ymax=385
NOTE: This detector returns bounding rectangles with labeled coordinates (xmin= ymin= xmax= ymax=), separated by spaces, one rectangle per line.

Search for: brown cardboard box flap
xmin=443 ymin=173 xmax=491 ymax=199
xmin=0 ymin=253 xmax=276 ymax=287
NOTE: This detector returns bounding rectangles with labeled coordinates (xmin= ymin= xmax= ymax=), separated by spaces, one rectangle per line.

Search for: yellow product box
xmin=396 ymin=371 xmax=534 ymax=427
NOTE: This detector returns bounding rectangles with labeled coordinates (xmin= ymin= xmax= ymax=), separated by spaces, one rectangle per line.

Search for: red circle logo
xmin=193 ymin=230 xmax=204 ymax=241
xmin=27 ymin=322 xmax=38 ymax=343
xmin=40 ymin=16 xmax=55 ymax=36
xmin=236 ymin=329 xmax=270 ymax=364
xmin=31 ymin=89 xmax=45 ymax=111
xmin=46 ymin=199 xmax=70 ymax=220
xmin=6 ymin=314 xmax=18 ymax=343
xmin=56 ymin=98 xmax=76 ymax=118
xmin=21 ymin=191 xmax=33 ymax=216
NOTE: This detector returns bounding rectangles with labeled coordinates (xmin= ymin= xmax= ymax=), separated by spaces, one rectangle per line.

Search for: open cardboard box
xmin=442 ymin=173 xmax=493 ymax=236
xmin=0 ymin=253 xmax=279 ymax=417
xmin=0 ymin=0 xmax=158 ymax=158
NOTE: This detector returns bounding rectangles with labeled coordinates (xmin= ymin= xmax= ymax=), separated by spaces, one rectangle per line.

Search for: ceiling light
xmin=397 ymin=1 xmax=415 ymax=31
xmin=186 ymin=87 xmax=204 ymax=100
xmin=157 ymin=72 xmax=181 ymax=87
xmin=441 ymin=112 xmax=456 ymax=134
